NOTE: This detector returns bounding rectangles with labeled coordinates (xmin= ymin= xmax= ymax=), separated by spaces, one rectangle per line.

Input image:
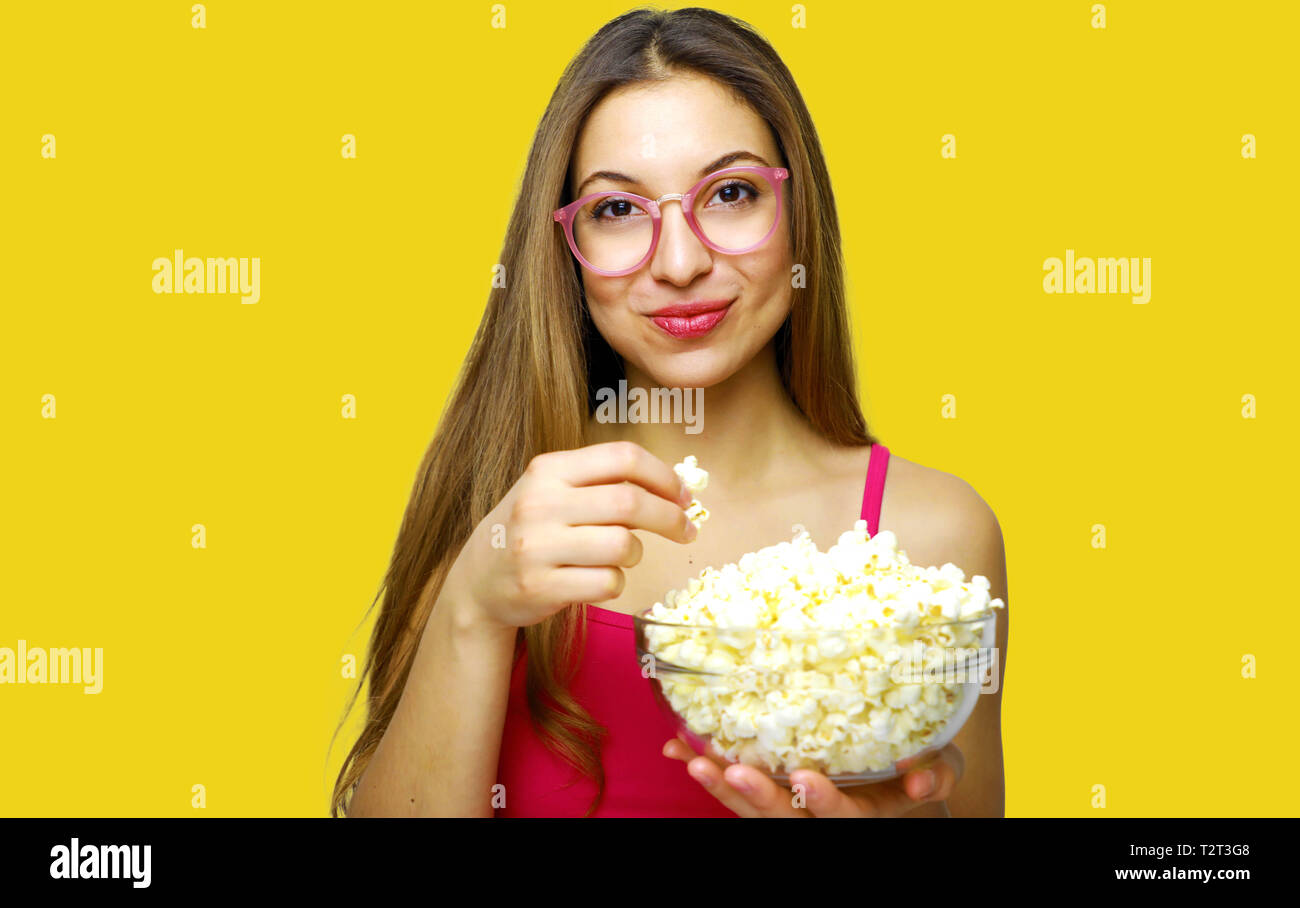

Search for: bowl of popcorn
xmin=636 ymin=457 xmax=1005 ymax=786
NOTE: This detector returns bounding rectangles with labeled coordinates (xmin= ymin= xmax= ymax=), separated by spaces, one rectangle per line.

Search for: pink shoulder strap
xmin=859 ymin=444 xmax=890 ymax=537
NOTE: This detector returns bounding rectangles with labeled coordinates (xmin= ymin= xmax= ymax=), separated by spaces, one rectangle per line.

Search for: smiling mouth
xmin=649 ymin=301 xmax=733 ymax=339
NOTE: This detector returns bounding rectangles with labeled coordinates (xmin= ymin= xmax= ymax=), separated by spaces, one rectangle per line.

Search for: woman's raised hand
xmin=446 ymin=441 xmax=697 ymax=631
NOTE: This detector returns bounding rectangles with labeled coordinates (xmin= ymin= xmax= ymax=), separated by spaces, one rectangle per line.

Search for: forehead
xmin=571 ymin=72 xmax=775 ymax=186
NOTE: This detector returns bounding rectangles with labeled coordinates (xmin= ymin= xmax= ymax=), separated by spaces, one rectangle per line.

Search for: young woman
xmin=333 ymin=7 xmax=1009 ymax=818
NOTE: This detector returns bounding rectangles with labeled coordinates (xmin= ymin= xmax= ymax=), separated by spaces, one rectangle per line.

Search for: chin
xmin=626 ymin=350 xmax=744 ymax=390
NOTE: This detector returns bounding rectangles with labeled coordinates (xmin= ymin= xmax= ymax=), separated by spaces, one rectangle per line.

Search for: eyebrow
xmin=574 ymin=150 xmax=773 ymax=198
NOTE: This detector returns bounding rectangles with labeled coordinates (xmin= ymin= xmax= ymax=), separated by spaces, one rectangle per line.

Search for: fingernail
xmin=690 ymin=768 xmax=713 ymax=788
xmin=730 ymin=777 xmax=752 ymax=794
xmin=916 ymin=770 xmax=935 ymax=798
xmin=679 ymin=484 xmax=691 ymax=505
xmin=685 ymin=520 xmax=698 ymax=540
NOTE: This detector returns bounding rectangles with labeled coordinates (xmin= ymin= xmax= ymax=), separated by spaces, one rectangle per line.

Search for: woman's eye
xmin=592 ymin=198 xmax=639 ymax=219
xmin=708 ymin=182 xmax=757 ymax=206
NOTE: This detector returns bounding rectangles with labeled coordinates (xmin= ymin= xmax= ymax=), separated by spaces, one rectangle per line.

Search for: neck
xmin=585 ymin=339 xmax=830 ymax=495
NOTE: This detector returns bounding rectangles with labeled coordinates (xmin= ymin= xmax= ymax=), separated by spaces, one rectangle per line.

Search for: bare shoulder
xmin=883 ymin=452 xmax=1009 ymax=818
xmin=880 ymin=452 xmax=1005 ymax=585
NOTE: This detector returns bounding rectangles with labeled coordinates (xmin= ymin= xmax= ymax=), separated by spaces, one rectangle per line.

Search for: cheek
xmin=756 ymin=221 xmax=794 ymax=283
xmin=583 ymin=279 xmax=637 ymax=340
xmin=747 ymin=250 xmax=795 ymax=319
xmin=583 ymin=278 xmax=615 ymax=321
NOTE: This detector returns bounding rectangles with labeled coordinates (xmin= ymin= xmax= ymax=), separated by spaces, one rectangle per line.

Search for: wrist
xmin=440 ymin=565 xmax=513 ymax=642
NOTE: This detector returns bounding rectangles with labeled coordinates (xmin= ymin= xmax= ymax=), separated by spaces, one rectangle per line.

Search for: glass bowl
xmin=633 ymin=609 xmax=998 ymax=787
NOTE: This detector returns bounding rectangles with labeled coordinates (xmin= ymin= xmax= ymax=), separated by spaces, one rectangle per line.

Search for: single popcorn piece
xmin=642 ymin=517 xmax=1004 ymax=778
xmin=673 ymin=455 xmax=710 ymax=530
xmin=674 ymin=454 xmax=709 ymax=494
xmin=684 ymin=499 xmax=710 ymax=526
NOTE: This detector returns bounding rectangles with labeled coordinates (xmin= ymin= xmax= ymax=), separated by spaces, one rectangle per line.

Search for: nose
xmin=649 ymin=196 xmax=712 ymax=284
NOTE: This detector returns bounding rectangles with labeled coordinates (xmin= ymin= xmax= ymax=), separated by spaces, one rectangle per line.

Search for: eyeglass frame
xmin=552 ymin=165 xmax=791 ymax=276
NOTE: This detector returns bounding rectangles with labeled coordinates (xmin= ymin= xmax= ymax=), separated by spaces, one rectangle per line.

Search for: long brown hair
xmin=329 ymin=5 xmax=878 ymax=817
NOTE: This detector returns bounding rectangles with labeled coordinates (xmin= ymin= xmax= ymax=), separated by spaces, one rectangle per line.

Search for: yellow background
xmin=1 ymin=1 xmax=1295 ymax=817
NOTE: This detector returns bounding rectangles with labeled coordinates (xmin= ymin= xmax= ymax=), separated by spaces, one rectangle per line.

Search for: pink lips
xmin=649 ymin=300 xmax=733 ymax=339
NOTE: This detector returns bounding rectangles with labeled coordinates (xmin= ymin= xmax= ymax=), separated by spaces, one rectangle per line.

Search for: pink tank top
xmin=494 ymin=443 xmax=891 ymax=816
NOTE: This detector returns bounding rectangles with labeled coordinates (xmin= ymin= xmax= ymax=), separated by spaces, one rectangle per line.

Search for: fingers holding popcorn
xmin=450 ymin=441 xmax=706 ymax=630
xmin=548 ymin=440 xmax=690 ymax=508
xmin=562 ymin=483 xmax=698 ymax=543
xmin=535 ymin=525 xmax=645 ymax=568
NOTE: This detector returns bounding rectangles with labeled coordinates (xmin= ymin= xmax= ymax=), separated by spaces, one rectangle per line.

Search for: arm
xmin=348 ymin=441 xmax=697 ymax=817
xmin=347 ymin=569 xmax=518 ymax=817
xmin=941 ymin=483 xmax=1009 ymax=818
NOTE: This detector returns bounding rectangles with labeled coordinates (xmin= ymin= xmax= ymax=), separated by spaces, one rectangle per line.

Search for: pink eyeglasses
xmin=553 ymin=165 xmax=790 ymax=276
